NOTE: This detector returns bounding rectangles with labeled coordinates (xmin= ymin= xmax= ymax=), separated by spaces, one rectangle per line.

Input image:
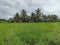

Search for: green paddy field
xmin=0 ymin=22 xmax=60 ymax=45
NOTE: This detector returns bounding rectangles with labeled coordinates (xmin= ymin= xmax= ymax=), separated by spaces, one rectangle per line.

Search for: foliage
xmin=9 ymin=8 xmax=58 ymax=22
xmin=0 ymin=22 xmax=60 ymax=45
xmin=0 ymin=8 xmax=59 ymax=22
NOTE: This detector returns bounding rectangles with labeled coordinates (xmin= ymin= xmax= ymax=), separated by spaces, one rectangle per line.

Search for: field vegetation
xmin=0 ymin=22 xmax=60 ymax=45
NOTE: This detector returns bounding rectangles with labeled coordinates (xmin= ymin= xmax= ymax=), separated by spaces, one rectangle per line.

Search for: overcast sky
xmin=0 ymin=0 xmax=60 ymax=19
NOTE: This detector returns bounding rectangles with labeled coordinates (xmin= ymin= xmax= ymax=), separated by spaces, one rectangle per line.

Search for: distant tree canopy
xmin=8 ymin=8 xmax=59 ymax=23
xmin=0 ymin=19 xmax=7 ymax=23
xmin=0 ymin=8 xmax=59 ymax=23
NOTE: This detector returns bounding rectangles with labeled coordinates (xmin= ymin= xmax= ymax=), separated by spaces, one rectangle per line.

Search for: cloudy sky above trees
xmin=0 ymin=0 xmax=60 ymax=19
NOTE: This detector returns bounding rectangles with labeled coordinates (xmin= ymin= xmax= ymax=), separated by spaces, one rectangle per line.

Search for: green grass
xmin=0 ymin=22 xmax=60 ymax=45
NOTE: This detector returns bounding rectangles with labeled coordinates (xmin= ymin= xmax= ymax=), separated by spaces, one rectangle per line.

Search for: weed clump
xmin=48 ymin=40 xmax=56 ymax=45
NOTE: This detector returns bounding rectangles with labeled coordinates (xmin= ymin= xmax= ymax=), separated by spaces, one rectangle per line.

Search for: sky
xmin=0 ymin=0 xmax=60 ymax=19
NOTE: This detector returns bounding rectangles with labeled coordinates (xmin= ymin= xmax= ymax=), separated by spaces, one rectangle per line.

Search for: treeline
xmin=0 ymin=8 xmax=60 ymax=23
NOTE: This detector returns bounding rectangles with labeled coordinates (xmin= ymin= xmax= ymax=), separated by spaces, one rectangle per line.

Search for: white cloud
xmin=0 ymin=0 xmax=60 ymax=19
